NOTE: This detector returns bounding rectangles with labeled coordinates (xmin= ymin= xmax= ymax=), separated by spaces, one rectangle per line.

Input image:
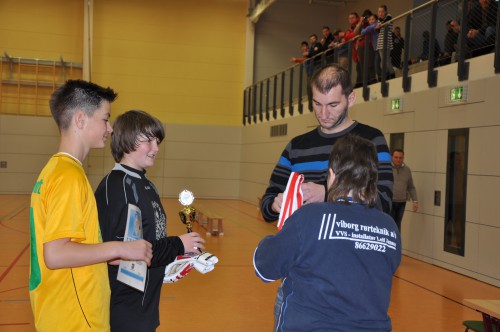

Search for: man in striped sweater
xmin=260 ymin=64 xmax=393 ymax=222
xmin=260 ymin=64 xmax=393 ymax=328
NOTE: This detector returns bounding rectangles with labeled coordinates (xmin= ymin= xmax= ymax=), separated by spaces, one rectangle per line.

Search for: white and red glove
xmin=192 ymin=252 xmax=219 ymax=274
xmin=163 ymin=255 xmax=194 ymax=283
xmin=163 ymin=252 xmax=219 ymax=283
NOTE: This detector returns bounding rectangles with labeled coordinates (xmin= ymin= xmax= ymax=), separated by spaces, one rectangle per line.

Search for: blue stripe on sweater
xmin=280 ymin=153 xmax=390 ymax=172
xmin=378 ymin=152 xmax=391 ymax=162
xmin=278 ymin=156 xmax=292 ymax=168
xmin=278 ymin=157 xmax=328 ymax=172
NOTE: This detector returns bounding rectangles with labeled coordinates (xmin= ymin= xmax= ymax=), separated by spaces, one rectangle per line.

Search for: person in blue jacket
xmin=254 ymin=135 xmax=401 ymax=332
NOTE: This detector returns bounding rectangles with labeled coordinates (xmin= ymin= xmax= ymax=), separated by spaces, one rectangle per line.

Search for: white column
xmin=244 ymin=18 xmax=255 ymax=88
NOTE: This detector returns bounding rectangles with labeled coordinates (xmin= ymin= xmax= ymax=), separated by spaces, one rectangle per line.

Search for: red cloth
xmin=277 ymin=172 xmax=304 ymax=230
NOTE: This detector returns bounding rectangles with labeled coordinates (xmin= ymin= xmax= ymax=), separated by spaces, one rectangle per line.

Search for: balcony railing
xmin=242 ymin=0 xmax=500 ymax=125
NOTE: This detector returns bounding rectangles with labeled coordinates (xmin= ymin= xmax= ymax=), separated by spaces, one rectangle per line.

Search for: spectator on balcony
xmin=391 ymin=26 xmax=405 ymax=69
xmin=450 ymin=19 xmax=466 ymax=60
xmin=443 ymin=20 xmax=459 ymax=64
xmin=290 ymin=41 xmax=309 ymax=64
xmin=375 ymin=5 xmax=395 ymax=80
xmin=361 ymin=14 xmax=381 ymax=83
xmin=307 ymin=34 xmax=323 ymax=59
xmin=332 ymin=28 xmax=349 ymax=70
xmin=355 ymin=9 xmax=376 ymax=85
xmin=361 ymin=14 xmax=379 ymax=51
xmin=343 ymin=12 xmax=363 ymax=87
xmin=321 ymin=26 xmax=335 ymax=64
xmin=420 ymin=30 xmax=443 ymax=63
xmin=321 ymin=26 xmax=335 ymax=51
xmin=467 ymin=0 xmax=498 ymax=56
xmin=306 ymin=34 xmax=323 ymax=75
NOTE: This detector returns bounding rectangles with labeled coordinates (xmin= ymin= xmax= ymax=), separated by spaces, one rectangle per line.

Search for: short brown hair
xmin=110 ymin=110 xmax=165 ymax=162
xmin=310 ymin=63 xmax=353 ymax=97
xmin=327 ymin=135 xmax=378 ymax=207
xmin=49 ymin=79 xmax=117 ymax=130
xmin=391 ymin=149 xmax=404 ymax=156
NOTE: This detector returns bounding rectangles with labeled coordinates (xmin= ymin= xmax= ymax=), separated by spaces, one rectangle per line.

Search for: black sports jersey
xmin=95 ymin=163 xmax=184 ymax=332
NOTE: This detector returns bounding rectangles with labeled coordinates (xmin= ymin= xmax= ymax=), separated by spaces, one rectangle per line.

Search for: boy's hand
xmin=121 ymin=239 xmax=153 ymax=266
xmin=179 ymin=232 xmax=205 ymax=254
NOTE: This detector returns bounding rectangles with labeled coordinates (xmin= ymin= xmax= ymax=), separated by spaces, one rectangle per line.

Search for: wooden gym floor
xmin=1 ymin=194 xmax=499 ymax=331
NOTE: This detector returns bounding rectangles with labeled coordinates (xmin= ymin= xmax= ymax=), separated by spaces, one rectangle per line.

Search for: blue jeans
xmin=376 ymin=49 xmax=395 ymax=81
xmin=391 ymin=202 xmax=406 ymax=233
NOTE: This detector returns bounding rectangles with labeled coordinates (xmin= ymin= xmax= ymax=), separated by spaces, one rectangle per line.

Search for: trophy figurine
xmin=178 ymin=190 xmax=196 ymax=233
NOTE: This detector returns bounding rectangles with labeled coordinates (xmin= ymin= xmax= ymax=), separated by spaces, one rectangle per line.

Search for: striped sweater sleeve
xmin=260 ymin=143 xmax=294 ymax=222
xmin=371 ymin=133 xmax=394 ymax=214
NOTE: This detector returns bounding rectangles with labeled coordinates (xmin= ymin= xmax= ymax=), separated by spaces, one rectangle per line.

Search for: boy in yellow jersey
xmin=29 ymin=80 xmax=153 ymax=332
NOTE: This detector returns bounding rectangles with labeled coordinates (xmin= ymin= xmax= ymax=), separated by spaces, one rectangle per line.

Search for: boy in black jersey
xmin=95 ymin=110 xmax=205 ymax=331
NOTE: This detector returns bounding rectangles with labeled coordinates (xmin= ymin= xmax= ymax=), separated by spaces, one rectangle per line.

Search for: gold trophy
xmin=178 ymin=190 xmax=196 ymax=233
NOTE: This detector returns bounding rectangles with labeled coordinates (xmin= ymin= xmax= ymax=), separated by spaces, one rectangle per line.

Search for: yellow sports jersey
xmin=29 ymin=153 xmax=110 ymax=332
